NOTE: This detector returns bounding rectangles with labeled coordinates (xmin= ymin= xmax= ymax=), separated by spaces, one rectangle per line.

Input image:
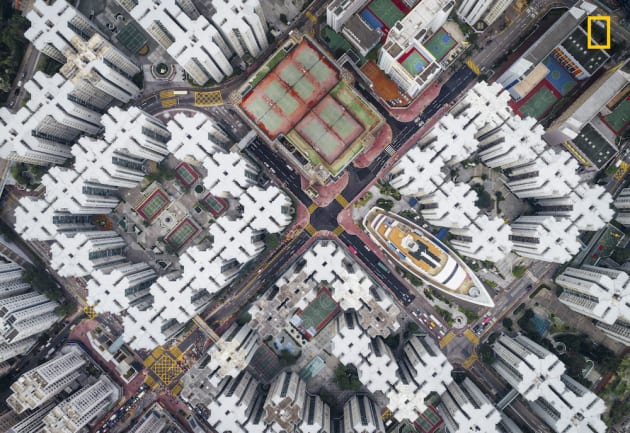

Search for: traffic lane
xmin=338 ymin=231 xmax=414 ymax=306
xmin=246 ymin=139 xmax=312 ymax=204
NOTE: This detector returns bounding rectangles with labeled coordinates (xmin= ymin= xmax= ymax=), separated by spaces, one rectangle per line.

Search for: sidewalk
xmin=302 ymin=172 xmax=349 ymax=207
xmin=388 ymin=80 xmax=443 ymax=122
xmin=353 ymin=125 xmax=393 ymax=169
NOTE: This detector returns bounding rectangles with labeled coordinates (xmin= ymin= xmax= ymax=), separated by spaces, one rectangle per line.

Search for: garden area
xmin=0 ymin=2 xmax=29 ymax=102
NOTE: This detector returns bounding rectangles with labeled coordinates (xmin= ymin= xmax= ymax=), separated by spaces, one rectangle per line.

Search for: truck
xmin=377 ymin=262 xmax=390 ymax=273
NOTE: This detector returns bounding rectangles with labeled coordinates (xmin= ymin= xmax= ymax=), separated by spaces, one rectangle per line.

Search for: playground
xmin=249 ymin=344 xmax=282 ymax=382
xmin=116 ymin=21 xmax=148 ymax=54
xmin=165 ymin=218 xmax=200 ymax=250
xmin=424 ymin=29 xmax=456 ymax=62
xmin=136 ymin=188 xmax=170 ymax=222
xmin=400 ymin=48 xmax=430 ymax=75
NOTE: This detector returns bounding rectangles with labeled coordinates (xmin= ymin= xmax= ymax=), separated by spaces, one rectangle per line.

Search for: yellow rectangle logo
xmin=587 ymin=16 xmax=611 ymax=49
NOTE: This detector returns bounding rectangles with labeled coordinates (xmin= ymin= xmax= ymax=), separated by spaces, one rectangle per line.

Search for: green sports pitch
xmin=165 ymin=218 xmax=199 ymax=250
xmin=136 ymin=189 xmax=170 ymax=222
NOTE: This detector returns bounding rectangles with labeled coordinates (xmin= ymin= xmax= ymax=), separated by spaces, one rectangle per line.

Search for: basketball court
xmin=136 ymin=188 xmax=170 ymax=222
xmin=424 ymin=29 xmax=456 ymax=62
xmin=543 ymin=56 xmax=576 ymax=96
xmin=400 ymin=49 xmax=430 ymax=75
xmin=165 ymin=218 xmax=199 ymax=250
xmin=248 ymin=344 xmax=281 ymax=382
xmin=116 ymin=22 xmax=148 ymax=54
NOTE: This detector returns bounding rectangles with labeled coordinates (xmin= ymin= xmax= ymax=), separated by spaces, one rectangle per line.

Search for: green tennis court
xmin=203 ymin=193 xmax=227 ymax=217
xmin=605 ymin=98 xmax=630 ymax=133
xmin=176 ymin=163 xmax=199 ymax=187
xmin=519 ymin=86 xmax=558 ymax=119
xmin=368 ymin=0 xmax=405 ymax=29
xmin=136 ymin=189 xmax=170 ymax=222
xmin=424 ymin=29 xmax=456 ymax=61
xmin=165 ymin=218 xmax=199 ymax=250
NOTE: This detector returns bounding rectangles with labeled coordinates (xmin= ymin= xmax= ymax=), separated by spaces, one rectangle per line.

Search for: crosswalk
xmin=305 ymin=224 xmax=317 ymax=236
xmin=463 ymin=353 xmax=478 ymax=369
xmin=439 ymin=331 xmax=455 ymax=348
xmin=384 ymin=145 xmax=395 ymax=156
xmin=333 ymin=225 xmax=345 ymax=236
xmin=465 ymin=59 xmax=481 ymax=75
xmin=308 ymin=203 xmax=318 ymax=214
xmin=335 ymin=194 xmax=349 ymax=207
xmin=464 ymin=328 xmax=480 ymax=344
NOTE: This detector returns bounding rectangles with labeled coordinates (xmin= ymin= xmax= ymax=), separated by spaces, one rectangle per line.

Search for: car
xmin=482 ymin=316 xmax=492 ymax=326
xmin=525 ymin=284 xmax=533 ymax=291
xmin=348 ymin=245 xmax=357 ymax=254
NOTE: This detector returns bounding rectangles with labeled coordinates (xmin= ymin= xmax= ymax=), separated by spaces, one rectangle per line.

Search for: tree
xmin=502 ymin=318 xmax=513 ymax=331
xmin=480 ymin=343 xmax=495 ymax=364
xmin=376 ymin=198 xmax=394 ymax=211
xmin=264 ymin=233 xmax=281 ymax=250
xmin=333 ymin=363 xmax=362 ymax=391
xmin=512 ymin=265 xmax=526 ymax=278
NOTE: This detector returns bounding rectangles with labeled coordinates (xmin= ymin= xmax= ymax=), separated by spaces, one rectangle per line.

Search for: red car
xmin=348 ymin=245 xmax=357 ymax=254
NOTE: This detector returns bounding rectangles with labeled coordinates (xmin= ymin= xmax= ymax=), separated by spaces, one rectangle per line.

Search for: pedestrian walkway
xmin=384 ymin=145 xmax=395 ymax=156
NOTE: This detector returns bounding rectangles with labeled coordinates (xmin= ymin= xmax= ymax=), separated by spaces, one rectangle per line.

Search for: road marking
xmin=306 ymin=11 xmax=317 ymax=23
xmin=308 ymin=203 xmax=318 ymax=214
xmin=83 ymin=304 xmax=97 ymax=320
xmin=463 ymin=353 xmax=478 ymax=369
xmin=194 ymin=90 xmax=223 ymax=107
xmin=464 ymin=328 xmax=480 ymax=344
xmin=439 ymin=331 xmax=455 ymax=348
xmin=161 ymin=98 xmax=177 ymax=108
xmin=384 ymin=145 xmax=395 ymax=156
xmin=333 ymin=225 xmax=344 ymax=236
xmin=159 ymin=90 xmax=175 ymax=99
xmin=305 ymin=224 xmax=317 ymax=236
xmin=615 ymin=161 xmax=628 ymax=181
xmin=465 ymin=59 xmax=481 ymax=75
xmin=335 ymin=194 xmax=349 ymax=207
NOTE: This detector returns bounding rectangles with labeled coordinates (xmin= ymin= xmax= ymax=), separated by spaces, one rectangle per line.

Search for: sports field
xmin=414 ymin=406 xmax=442 ymax=433
xmin=518 ymin=83 xmax=559 ymax=119
xmin=543 ymin=56 xmax=576 ymax=96
xmin=249 ymin=345 xmax=281 ymax=382
xmin=203 ymin=193 xmax=227 ymax=217
xmin=424 ymin=29 xmax=456 ymax=62
xmin=165 ymin=218 xmax=199 ymax=250
xmin=241 ymin=40 xmax=338 ymax=139
xmin=136 ymin=189 xmax=170 ymax=222
xmin=400 ymin=48 xmax=429 ymax=75
xmin=175 ymin=162 xmax=199 ymax=187
xmin=604 ymin=97 xmax=630 ymax=133
xmin=116 ymin=22 xmax=148 ymax=54
xmin=367 ymin=0 xmax=405 ymax=29
xmin=241 ymin=38 xmax=383 ymax=176
xmin=298 ymin=290 xmax=339 ymax=336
